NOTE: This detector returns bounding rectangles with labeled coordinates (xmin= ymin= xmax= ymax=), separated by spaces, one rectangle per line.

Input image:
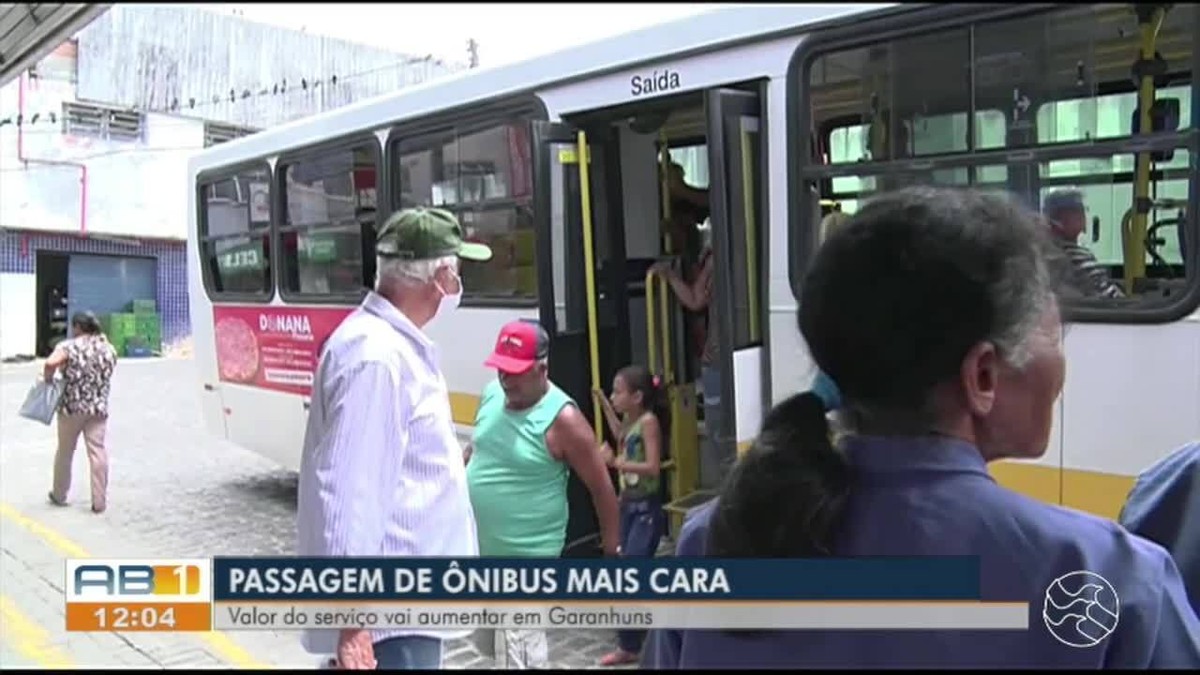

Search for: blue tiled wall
xmin=0 ymin=230 xmax=190 ymax=346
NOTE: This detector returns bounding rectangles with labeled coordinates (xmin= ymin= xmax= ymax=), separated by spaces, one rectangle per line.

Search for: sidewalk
xmin=0 ymin=509 xmax=226 ymax=668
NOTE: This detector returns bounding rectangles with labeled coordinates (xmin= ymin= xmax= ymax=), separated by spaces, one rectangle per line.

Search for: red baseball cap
xmin=484 ymin=320 xmax=550 ymax=375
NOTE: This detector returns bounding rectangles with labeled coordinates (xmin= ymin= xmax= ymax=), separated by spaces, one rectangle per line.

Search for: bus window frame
xmin=384 ymin=95 xmax=549 ymax=310
xmin=274 ymin=131 xmax=384 ymax=306
xmin=787 ymin=3 xmax=1200 ymax=325
xmin=195 ymin=158 xmax=277 ymax=304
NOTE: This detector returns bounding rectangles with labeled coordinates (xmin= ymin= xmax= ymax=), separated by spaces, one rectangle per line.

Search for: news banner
xmin=63 ymin=557 xmax=1030 ymax=633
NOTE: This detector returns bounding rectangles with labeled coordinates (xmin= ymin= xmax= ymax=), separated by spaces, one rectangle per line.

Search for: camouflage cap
xmin=375 ymin=207 xmax=492 ymax=262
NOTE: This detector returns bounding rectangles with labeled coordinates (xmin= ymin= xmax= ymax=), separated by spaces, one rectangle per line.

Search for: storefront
xmin=0 ymin=230 xmax=188 ymax=359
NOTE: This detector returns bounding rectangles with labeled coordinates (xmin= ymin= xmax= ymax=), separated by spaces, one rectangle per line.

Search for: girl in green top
xmin=592 ymin=364 xmax=667 ymax=666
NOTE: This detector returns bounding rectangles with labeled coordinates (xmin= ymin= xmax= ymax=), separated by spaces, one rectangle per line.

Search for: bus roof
xmin=188 ymin=2 xmax=903 ymax=173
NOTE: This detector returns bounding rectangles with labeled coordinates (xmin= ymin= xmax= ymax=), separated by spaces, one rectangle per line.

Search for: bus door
xmin=530 ymin=121 xmax=622 ymax=557
xmin=703 ymin=87 xmax=768 ymax=478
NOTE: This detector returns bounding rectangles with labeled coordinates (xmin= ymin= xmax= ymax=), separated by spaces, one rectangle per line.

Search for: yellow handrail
xmin=1126 ymin=5 xmax=1167 ymax=292
xmin=741 ymin=127 xmax=760 ymax=343
xmin=577 ymin=131 xmax=602 ymax=442
xmin=658 ymin=275 xmax=672 ymax=385
xmin=646 ymin=269 xmax=658 ymax=376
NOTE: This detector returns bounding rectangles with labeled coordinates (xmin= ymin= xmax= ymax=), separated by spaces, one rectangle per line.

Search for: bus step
xmin=665 ymin=490 xmax=717 ymax=514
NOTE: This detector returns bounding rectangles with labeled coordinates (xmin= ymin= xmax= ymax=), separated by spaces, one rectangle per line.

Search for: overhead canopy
xmin=0 ymin=3 xmax=111 ymax=88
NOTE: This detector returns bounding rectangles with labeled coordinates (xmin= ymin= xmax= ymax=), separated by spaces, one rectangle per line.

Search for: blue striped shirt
xmin=296 ymin=291 xmax=478 ymax=652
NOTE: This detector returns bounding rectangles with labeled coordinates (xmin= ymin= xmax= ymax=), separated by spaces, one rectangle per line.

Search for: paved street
xmin=0 ymin=357 xmax=629 ymax=669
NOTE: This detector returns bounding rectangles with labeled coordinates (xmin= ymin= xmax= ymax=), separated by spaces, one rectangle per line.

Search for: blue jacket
xmin=1119 ymin=441 xmax=1200 ymax=616
xmin=645 ymin=435 xmax=1200 ymax=668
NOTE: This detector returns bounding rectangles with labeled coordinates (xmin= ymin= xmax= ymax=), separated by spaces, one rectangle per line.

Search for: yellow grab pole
xmin=1127 ymin=6 xmax=1166 ymax=291
xmin=657 ymin=130 xmax=674 ymax=386
xmin=659 ymin=276 xmax=672 ymax=385
xmin=646 ymin=269 xmax=658 ymax=375
xmin=577 ymin=131 xmax=603 ymax=442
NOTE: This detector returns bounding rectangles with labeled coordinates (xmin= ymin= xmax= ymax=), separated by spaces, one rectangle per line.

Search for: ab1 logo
xmin=66 ymin=559 xmax=208 ymax=600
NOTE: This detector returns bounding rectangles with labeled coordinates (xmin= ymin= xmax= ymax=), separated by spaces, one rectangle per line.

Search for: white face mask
xmin=435 ymin=271 xmax=462 ymax=318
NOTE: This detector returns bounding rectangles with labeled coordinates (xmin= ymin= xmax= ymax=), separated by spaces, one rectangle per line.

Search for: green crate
xmin=131 ymin=299 xmax=157 ymax=314
xmin=134 ymin=314 xmax=160 ymax=334
xmin=128 ymin=333 xmax=161 ymax=355
xmin=109 ymin=313 xmax=137 ymax=332
xmin=137 ymin=333 xmax=162 ymax=352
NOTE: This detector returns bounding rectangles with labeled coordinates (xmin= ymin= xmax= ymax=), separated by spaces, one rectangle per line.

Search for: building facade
xmin=0 ymin=5 xmax=460 ymax=359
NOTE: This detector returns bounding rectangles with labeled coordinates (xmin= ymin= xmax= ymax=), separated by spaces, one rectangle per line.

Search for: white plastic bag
xmin=19 ymin=378 xmax=64 ymax=425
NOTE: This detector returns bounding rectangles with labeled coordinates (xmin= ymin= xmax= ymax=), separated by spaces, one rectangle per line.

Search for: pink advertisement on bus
xmin=212 ymin=305 xmax=354 ymax=396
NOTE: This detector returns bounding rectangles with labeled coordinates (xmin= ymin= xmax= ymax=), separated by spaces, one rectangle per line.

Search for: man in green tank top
xmin=465 ymin=319 xmax=620 ymax=668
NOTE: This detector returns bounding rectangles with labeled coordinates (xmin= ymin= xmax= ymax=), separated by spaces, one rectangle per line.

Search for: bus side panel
xmin=425 ymin=307 xmax=540 ymax=425
xmin=1060 ymin=320 xmax=1200 ymax=520
xmin=224 ymin=384 xmax=309 ymax=472
xmin=187 ymin=218 xmax=228 ymax=442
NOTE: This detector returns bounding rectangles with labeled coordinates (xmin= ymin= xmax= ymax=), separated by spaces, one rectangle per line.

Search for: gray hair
xmin=798 ymin=186 xmax=1063 ymax=436
xmin=375 ymin=255 xmax=458 ymax=291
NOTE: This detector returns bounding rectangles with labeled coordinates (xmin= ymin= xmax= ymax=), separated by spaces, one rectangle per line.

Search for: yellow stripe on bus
xmin=452 ymin=394 xmax=1135 ymax=521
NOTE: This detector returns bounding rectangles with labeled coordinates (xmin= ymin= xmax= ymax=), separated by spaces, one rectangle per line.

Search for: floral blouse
xmin=59 ymin=335 xmax=118 ymax=417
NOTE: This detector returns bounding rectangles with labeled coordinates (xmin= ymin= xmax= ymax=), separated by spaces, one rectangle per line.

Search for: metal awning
xmin=0 ymin=3 xmax=111 ymax=87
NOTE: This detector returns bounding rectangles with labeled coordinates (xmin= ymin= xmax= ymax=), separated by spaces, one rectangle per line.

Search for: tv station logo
xmin=65 ymin=559 xmax=211 ymax=602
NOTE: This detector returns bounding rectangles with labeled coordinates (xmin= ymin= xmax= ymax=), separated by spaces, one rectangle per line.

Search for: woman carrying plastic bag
xmin=19 ymin=376 xmax=64 ymax=425
xmin=42 ymin=311 xmax=118 ymax=514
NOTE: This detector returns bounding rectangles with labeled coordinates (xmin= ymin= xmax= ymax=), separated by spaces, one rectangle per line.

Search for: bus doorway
xmin=531 ymin=82 xmax=768 ymax=540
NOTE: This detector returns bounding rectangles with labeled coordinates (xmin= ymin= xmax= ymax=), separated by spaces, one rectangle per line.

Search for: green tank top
xmin=466 ymin=380 xmax=574 ymax=557
xmin=620 ymin=415 xmax=660 ymax=500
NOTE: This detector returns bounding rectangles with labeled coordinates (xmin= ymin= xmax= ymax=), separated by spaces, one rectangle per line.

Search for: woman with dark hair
xmin=43 ymin=310 xmax=118 ymax=514
xmin=643 ymin=187 xmax=1200 ymax=668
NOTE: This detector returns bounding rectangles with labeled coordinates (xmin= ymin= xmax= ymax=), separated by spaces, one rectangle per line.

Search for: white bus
xmin=188 ymin=3 xmax=1199 ymax=552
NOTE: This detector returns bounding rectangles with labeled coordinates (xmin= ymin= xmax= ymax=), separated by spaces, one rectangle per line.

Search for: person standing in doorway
xmin=465 ymin=319 xmax=621 ymax=669
xmin=45 ymin=310 xmax=118 ymax=514
xmin=652 ymin=164 xmax=725 ymax=488
xmin=296 ymin=207 xmax=492 ymax=670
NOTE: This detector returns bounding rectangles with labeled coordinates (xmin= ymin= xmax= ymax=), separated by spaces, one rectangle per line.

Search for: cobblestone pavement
xmin=0 ymin=358 xmax=641 ymax=669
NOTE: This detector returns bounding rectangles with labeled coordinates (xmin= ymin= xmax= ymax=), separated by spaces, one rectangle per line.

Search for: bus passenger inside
xmin=650 ymin=164 xmax=727 ymax=489
xmin=1042 ymin=189 xmax=1125 ymax=299
xmin=662 ymin=163 xmax=709 ymax=263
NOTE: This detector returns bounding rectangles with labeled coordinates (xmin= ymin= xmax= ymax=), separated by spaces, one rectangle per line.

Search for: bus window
xmin=825 ymin=112 xmax=1010 ymax=217
xmin=797 ymin=3 xmax=1196 ymax=306
xmin=393 ymin=120 xmax=536 ymax=302
xmin=668 ymin=144 xmax=710 ymax=190
xmin=1038 ymin=88 xmax=1193 ymax=267
xmin=279 ymin=142 xmax=378 ymax=296
xmin=199 ymin=166 xmax=272 ymax=296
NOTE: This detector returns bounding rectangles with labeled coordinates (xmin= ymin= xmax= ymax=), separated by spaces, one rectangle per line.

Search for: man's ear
xmin=959 ymin=340 xmax=999 ymax=416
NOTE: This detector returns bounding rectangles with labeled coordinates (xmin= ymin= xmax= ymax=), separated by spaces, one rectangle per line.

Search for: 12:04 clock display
xmin=65 ymin=602 xmax=212 ymax=632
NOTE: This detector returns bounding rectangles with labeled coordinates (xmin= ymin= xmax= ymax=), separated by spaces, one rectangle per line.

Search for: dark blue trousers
xmin=616 ymin=496 xmax=665 ymax=654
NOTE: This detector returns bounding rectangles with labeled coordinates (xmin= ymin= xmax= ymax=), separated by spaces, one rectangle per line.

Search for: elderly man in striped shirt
xmin=1042 ymin=189 xmax=1125 ymax=299
xmin=297 ymin=208 xmax=492 ymax=670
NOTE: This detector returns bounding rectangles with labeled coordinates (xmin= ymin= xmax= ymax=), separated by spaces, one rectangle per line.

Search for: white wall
xmin=0 ymin=273 xmax=37 ymax=357
xmin=0 ymin=74 xmax=205 ymax=240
